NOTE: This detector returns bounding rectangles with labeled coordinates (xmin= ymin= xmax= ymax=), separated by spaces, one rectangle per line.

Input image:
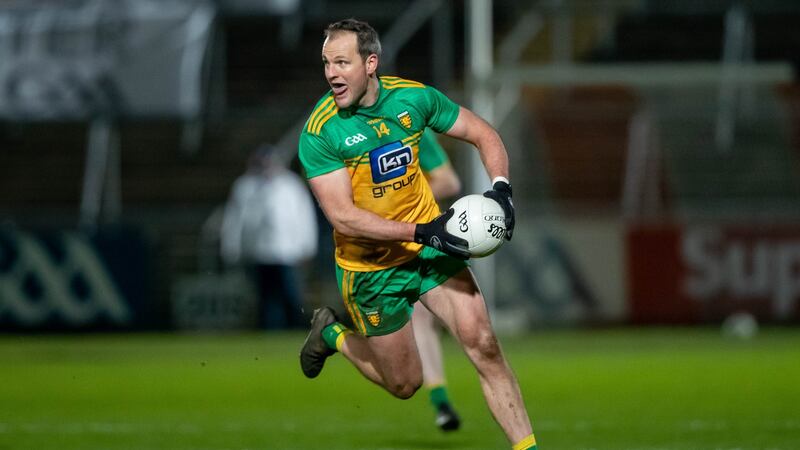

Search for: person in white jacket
xmin=221 ymin=144 xmax=318 ymax=329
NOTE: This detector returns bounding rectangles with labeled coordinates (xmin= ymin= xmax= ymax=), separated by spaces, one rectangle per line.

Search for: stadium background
xmin=1 ymin=1 xmax=799 ymax=449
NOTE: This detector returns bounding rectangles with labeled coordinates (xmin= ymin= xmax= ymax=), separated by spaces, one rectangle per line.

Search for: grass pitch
xmin=0 ymin=327 xmax=798 ymax=450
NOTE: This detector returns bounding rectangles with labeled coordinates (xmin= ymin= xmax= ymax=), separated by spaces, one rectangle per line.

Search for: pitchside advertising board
xmin=0 ymin=227 xmax=151 ymax=330
xmin=627 ymin=223 xmax=800 ymax=323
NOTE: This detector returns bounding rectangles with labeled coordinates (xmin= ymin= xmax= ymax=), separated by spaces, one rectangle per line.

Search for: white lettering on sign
xmin=681 ymin=227 xmax=800 ymax=319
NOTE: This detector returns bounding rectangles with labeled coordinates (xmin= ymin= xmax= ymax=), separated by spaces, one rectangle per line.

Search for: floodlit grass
xmin=1 ymin=327 xmax=798 ymax=449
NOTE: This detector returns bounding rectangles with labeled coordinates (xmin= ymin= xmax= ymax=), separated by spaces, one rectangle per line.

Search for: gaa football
xmin=445 ymin=194 xmax=506 ymax=258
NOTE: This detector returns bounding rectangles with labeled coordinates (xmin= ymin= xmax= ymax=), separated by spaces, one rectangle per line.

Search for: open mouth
xmin=331 ymin=83 xmax=347 ymax=97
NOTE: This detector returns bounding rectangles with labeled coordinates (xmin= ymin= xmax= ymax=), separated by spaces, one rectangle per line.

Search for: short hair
xmin=324 ymin=18 xmax=382 ymax=60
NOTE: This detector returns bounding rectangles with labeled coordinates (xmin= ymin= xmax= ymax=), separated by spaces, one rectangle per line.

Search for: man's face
xmin=321 ymin=32 xmax=375 ymax=109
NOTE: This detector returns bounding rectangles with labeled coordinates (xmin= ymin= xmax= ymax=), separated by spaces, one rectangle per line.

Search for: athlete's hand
xmin=483 ymin=179 xmax=515 ymax=241
xmin=414 ymin=209 xmax=471 ymax=260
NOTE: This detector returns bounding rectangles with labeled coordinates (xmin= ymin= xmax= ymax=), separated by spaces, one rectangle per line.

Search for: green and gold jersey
xmin=299 ymin=76 xmax=460 ymax=272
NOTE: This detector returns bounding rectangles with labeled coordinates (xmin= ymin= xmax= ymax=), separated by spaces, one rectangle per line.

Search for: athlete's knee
xmin=387 ymin=380 xmax=422 ymax=399
xmin=384 ymin=371 xmax=422 ymax=399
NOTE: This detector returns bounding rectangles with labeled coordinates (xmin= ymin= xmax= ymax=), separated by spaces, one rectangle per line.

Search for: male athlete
xmin=415 ymin=130 xmax=462 ymax=431
xmin=298 ymin=19 xmax=538 ymax=450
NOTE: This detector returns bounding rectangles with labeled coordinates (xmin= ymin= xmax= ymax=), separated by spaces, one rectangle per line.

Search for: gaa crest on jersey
xmin=369 ymin=140 xmax=413 ymax=183
xmin=366 ymin=311 xmax=381 ymax=327
xmin=397 ymin=111 xmax=412 ymax=129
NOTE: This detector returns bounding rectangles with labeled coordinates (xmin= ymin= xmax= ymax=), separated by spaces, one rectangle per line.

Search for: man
xmin=221 ymin=144 xmax=317 ymax=329
xmin=298 ymin=19 xmax=537 ymax=450
xmin=415 ymin=130 xmax=462 ymax=431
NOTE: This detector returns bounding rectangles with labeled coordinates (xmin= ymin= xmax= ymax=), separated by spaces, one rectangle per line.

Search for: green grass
xmin=1 ymin=328 xmax=798 ymax=450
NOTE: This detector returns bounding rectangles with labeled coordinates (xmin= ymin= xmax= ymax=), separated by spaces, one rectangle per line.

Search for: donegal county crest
xmin=397 ymin=111 xmax=412 ymax=129
xmin=366 ymin=311 xmax=381 ymax=327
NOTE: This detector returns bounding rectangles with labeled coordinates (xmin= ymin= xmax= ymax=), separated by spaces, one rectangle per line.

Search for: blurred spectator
xmin=221 ymin=144 xmax=317 ymax=329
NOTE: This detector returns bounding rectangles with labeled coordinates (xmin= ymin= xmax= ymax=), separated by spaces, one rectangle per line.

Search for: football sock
xmin=511 ymin=434 xmax=537 ymax=450
xmin=428 ymin=384 xmax=451 ymax=407
xmin=321 ymin=322 xmax=351 ymax=351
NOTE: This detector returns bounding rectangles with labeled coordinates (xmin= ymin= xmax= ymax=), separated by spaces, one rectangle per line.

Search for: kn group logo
xmin=369 ymin=141 xmax=413 ymax=183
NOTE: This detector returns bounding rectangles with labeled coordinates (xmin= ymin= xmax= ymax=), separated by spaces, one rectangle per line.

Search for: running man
xmin=298 ymin=19 xmax=538 ymax=450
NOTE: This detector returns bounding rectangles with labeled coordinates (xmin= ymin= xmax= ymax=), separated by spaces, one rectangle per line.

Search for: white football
xmin=445 ymin=194 xmax=506 ymax=258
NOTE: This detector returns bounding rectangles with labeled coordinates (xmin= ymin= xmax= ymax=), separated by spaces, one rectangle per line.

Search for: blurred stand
xmin=0 ymin=0 xmax=216 ymax=332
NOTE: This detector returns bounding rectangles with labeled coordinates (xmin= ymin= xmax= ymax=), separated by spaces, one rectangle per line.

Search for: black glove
xmin=483 ymin=179 xmax=515 ymax=240
xmin=414 ymin=209 xmax=471 ymax=259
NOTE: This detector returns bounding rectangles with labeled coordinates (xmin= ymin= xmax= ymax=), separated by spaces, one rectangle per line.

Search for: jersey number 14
xmin=372 ymin=121 xmax=391 ymax=138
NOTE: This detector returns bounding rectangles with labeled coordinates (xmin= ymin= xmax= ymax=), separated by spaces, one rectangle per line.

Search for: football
xmin=445 ymin=194 xmax=507 ymax=258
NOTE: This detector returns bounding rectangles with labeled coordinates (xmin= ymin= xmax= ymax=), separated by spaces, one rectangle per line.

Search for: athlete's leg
xmin=412 ymin=305 xmax=446 ymax=385
xmin=301 ymin=308 xmax=422 ymax=400
xmin=421 ymin=267 xmax=534 ymax=445
xmin=412 ymin=304 xmax=461 ymax=430
xmin=338 ymin=320 xmax=423 ymax=399
xmin=335 ymin=332 xmax=384 ymax=385
xmin=303 ymin=262 xmax=425 ymax=400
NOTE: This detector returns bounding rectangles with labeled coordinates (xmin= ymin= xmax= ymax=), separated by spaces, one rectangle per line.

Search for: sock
xmin=428 ymin=384 xmax=450 ymax=408
xmin=321 ymin=322 xmax=351 ymax=351
xmin=511 ymin=434 xmax=537 ymax=450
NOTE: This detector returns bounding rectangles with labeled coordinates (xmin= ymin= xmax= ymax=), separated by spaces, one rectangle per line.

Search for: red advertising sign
xmin=627 ymin=223 xmax=800 ymax=323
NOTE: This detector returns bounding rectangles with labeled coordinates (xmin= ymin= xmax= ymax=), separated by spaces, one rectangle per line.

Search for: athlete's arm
xmin=443 ymin=106 xmax=509 ymax=181
xmin=308 ymin=167 xmax=416 ymax=241
xmin=443 ymin=105 xmax=515 ymax=240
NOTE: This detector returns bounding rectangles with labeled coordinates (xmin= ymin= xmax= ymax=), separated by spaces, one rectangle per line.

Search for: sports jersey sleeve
xmin=419 ymin=85 xmax=460 ymax=134
xmin=298 ymin=131 xmax=344 ymax=179
xmin=417 ymin=129 xmax=449 ymax=172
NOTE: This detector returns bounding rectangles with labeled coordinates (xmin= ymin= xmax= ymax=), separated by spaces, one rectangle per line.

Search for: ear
xmin=365 ymin=54 xmax=379 ymax=76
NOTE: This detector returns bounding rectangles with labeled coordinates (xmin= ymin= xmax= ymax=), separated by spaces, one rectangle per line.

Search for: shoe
xmin=299 ymin=307 xmax=337 ymax=378
xmin=435 ymin=402 xmax=461 ymax=431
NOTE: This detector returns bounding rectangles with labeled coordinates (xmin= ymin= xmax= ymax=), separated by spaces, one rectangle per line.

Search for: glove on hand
xmin=414 ymin=208 xmax=471 ymax=259
xmin=483 ymin=179 xmax=515 ymax=240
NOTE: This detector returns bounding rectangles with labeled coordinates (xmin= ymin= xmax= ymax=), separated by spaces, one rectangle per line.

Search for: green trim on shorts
xmin=336 ymin=247 xmax=468 ymax=337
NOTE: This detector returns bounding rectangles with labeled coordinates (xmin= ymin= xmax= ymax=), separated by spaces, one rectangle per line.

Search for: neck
xmin=357 ymin=75 xmax=380 ymax=108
